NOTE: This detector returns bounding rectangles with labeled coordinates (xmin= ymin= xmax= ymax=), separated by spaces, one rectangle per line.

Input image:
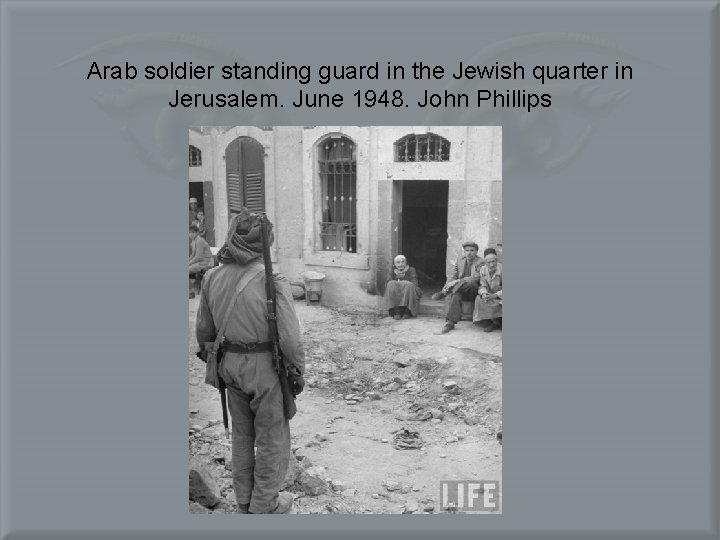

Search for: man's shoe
xmin=441 ymin=321 xmax=455 ymax=334
xmin=431 ymin=291 xmax=446 ymax=301
xmin=269 ymin=492 xmax=294 ymax=514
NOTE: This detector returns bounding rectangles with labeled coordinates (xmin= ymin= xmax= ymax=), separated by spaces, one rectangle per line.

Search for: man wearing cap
xmin=189 ymin=197 xmax=199 ymax=226
xmin=432 ymin=241 xmax=484 ymax=334
xmin=195 ymin=208 xmax=305 ymax=514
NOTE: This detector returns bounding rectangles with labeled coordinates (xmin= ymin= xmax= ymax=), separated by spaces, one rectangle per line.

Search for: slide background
xmin=1 ymin=1 xmax=717 ymax=538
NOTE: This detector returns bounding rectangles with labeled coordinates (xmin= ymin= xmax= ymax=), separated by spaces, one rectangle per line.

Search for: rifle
xmin=259 ymin=215 xmax=298 ymax=420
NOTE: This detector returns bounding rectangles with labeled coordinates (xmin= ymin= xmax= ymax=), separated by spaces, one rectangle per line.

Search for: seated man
xmin=473 ymin=248 xmax=503 ymax=332
xmin=189 ymin=224 xmax=214 ymax=297
xmin=432 ymin=241 xmax=484 ymax=334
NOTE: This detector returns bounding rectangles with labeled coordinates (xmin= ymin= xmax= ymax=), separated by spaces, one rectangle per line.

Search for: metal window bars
xmin=395 ymin=133 xmax=450 ymax=162
xmin=189 ymin=145 xmax=202 ymax=167
xmin=319 ymin=138 xmax=357 ymax=252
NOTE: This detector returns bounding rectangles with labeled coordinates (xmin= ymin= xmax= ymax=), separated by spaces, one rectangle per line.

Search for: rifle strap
xmin=204 ymin=263 xmax=264 ymax=387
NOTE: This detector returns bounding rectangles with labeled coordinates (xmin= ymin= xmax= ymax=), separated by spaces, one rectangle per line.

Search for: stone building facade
xmin=188 ymin=126 xmax=501 ymax=308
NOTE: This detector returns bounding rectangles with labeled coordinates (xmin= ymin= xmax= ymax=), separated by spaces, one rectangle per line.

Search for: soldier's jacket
xmin=195 ymin=261 xmax=305 ymax=375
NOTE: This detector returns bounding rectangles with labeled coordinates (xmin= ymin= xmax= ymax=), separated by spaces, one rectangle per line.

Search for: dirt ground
xmin=188 ymin=297 xmax=502 ymax=514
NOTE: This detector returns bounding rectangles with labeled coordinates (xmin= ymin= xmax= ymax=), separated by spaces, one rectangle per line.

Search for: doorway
xmin=189 ymin=181 xmax=215 ymax=246
xmin=396 ymin=180 xmax=449 ymax=294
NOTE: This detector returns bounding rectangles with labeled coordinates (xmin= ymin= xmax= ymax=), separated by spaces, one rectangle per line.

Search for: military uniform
xmin=195 ymin=211 xmax=304 ymax=514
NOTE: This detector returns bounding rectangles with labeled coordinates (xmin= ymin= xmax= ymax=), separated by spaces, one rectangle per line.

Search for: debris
xmin=297 ymin=467 xmax=330 ymax=496
xmin=442 ymin=380 xmax=458 ymax=390
xmin=383 ymin=480 xmax=401 ymax=491
xmin=381 ymin=438 xmax=389 ymax=443
xmin=392 ymin=428 xmax=424 ymax=450
xmin=315 ymin=433 xmax=328 ymax=442
xmin=365 ymin=391 xmax=382 ymax=400
xmin=330 ymin=480 xmax=346 ymax=492
xmin=189 ymin=457 xmax=221 ymax=508
xmin=464 ymin=416 xmax=481 ymax=426
xmin=393 ymin=353 xmax=413 ymax=368
xmin=403 ymin=501 xmax=419 ymax=514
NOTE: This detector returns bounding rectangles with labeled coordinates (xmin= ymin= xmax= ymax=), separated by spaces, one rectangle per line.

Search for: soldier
xmin=196 ymin=209 xmax=305 ymax=514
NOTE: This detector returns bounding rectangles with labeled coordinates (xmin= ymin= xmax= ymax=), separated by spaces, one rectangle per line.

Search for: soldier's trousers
xmin=220 ymin=351 xmax=291 ymax=513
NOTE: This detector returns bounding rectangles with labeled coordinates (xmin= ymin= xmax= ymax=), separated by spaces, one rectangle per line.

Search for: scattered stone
xmin=365 ymin=391 xmax=382 ymax=400
xmin=403 ymin=501 xmax=419 ymax=514
xmin=189 ymin=457 xmax=221 ymax=508
xmin=431 ymin=418 xmax=442 ymax=424
xmin=393 ymin=353 xmax=412 ymax=368
xmin=399 ymin=485 xmax=411 ymax=494
xmin=315 ymin=433 xmax=328 ymax=442
xmin=304 ymin=440 xmax=321 ymax=448
xmin=424 ymin=504 xmax=435 ymax=512
xmin=446 ymin=436 xmax=459 ymax=443
xmin=297 ymin=467 xmax=330 ymax=496
xmin=393 ymin=377 xmax=407 ymax=386
xmin=430 ymin=409 xmax=444 ymax=420
xmin=381 ymin=438 xmax=389 ymax=443
xmin=330 ymin=480 xmax=346 ymax=491
xmin=447 ymin=403 xmax=461 ymax=412
xmin=412 ymin=486 xmax=420 ymax=492
xmin=371 ymin=494 xmax=380 ymax=499
xmin=342 ymin=488 xmax=356 ymax=497
xmin=442 ymin=380 xmax=458 ymax=390
xmin=383 ymin=480 xmax=401 ymax=491
xmin=439 ymin=454 xmax=447 ymax=458
xmin=464 ymin=416 xmax=481 ymax=426
xmin=190 ymin=409 xmax=199 ymax=415
xmin=497 ymin=430 xmax=502 ymax=442
xmin=345 ymin=400 xmax=358 ymax=405
xmin=190 ymin=424 xmax=203 ymax=433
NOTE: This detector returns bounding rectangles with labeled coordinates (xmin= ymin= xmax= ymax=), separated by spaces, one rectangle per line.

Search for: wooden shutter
xmin=225 ymin=137 xmax=265 ymax=215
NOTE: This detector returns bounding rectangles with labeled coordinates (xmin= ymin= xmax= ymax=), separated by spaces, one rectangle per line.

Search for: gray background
xmin=0 ymin=1 xmax=717 ymax=539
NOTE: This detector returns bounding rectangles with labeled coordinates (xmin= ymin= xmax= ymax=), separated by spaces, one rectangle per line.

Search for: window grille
xmin=319 ymin=137 xmax=357 ymax=252
xmin=189 ymin=145 xmax=202 ymax=167
xmin=394 ymin=133 xmax=450 ymax=162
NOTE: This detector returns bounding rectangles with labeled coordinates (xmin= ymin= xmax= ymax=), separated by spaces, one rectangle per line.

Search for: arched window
xmin=318 ymin=136 xmax=356 ymax=252
xmin=394 ymin=133 xmax=450 ymax=162
xmin=189 ymin=145 xmax=202 ymax=167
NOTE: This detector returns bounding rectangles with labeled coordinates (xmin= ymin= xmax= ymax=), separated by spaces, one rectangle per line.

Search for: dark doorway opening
xmin=399 ymin=180 xmax=449 ymax=294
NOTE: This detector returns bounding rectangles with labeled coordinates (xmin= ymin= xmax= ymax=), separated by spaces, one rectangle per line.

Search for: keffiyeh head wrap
xmin=216 ymin=208 xmax=274 ymax=265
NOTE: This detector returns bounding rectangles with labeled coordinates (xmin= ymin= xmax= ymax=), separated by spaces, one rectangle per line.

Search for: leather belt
xmin=223 ymin=341 xmax=274 ymax=354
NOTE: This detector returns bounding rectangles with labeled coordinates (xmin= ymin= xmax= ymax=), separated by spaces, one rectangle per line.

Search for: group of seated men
xmin=431 ymin=241 xmax=503 ymax=334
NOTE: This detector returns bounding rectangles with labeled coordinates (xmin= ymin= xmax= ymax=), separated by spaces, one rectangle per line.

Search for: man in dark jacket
xmin=196 ymin=209 xmax=305 ymax=514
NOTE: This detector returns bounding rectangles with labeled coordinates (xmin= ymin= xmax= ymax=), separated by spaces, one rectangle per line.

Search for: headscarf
xmin=393 ymin=254 xmax=408 ymax=278
xmin=216 ymin=208 xmax=274 ymax=265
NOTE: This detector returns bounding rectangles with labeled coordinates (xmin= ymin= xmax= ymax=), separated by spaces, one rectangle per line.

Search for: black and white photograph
xmin=188 ymin=126 xmax=503 ymax=514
